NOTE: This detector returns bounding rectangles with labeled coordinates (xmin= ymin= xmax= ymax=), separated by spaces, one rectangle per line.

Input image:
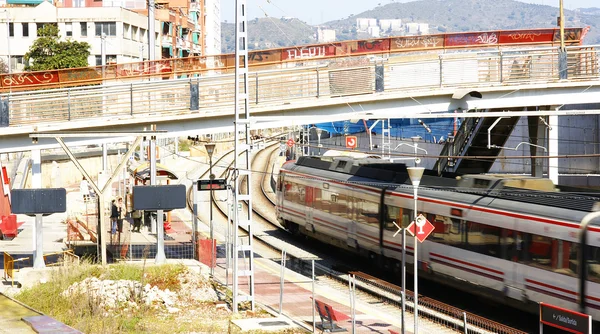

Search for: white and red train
xmin=276 ymin=155 xmax=600 ymax=318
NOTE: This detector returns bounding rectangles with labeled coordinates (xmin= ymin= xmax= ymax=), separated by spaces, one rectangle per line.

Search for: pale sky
xmin=221 ymin=0 xmax=599 ymax=24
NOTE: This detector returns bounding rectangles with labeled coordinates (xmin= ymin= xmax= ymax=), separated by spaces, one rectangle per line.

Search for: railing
xmin=0 ymin=45 xmax=599 ymax=129
xmin=3 ymin=252 xmax=30 ymax=288
xmin=0 ymin=27 xmax=588 ymax=92
xmin=349 ymin=271 xmax=526 ymax=334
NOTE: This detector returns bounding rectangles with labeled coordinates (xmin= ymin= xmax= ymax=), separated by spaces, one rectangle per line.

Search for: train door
xmin=304 ymin=186 xmax=315 ymax=232
xmin=346 ymin=194 xmax=358 ymax=249
xmin=503 ymin=220 xmax=527 ymax=301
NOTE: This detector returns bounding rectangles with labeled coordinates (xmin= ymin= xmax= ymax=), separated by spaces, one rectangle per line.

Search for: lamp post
xmin=3 ymin=9 xmax=11 ymax=77
xmin=559 ymin=0 xmax=565 ymax=51
xmin=407 ymin=166 xmax=424 ymax=334
xmin=205 ymin=142 xmax=216 ymax=276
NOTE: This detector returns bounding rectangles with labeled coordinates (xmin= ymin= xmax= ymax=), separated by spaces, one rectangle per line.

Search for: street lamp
xmin=205 ymin=142 xmax=216 ymax=276
xmin=407 ymin=166 xmax=424 ymax=334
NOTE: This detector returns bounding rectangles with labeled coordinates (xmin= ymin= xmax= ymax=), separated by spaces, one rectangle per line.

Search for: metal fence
xmin=1 ymin=45 xmax=598 ymax=128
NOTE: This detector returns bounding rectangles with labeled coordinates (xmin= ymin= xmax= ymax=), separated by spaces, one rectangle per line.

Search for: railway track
xmin=184 ymin=142 xmax=526 ymax=334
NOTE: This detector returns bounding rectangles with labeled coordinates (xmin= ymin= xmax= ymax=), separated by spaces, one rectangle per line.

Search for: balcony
xmin=161 ymin=36 xmax=172 ymax=47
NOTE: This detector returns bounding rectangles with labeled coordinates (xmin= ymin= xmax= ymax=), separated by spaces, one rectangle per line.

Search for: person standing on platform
xmin=80 ymin=177 xmax=90 ymax=202
xmin=110 ymin=198 xmax=121 ymax=234
xmin=131 ymin=210 xmax=142 ymax=232
xmin=116 ymin=197 xmax=124 ymax=233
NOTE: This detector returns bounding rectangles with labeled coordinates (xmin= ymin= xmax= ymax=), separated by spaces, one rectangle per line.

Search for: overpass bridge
xmin=1 ymin=27 xmax=600 ymax=175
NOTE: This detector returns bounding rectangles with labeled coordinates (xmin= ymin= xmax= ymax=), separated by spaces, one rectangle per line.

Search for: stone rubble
xmin=61 ymin=271 xmax=219 ymax=313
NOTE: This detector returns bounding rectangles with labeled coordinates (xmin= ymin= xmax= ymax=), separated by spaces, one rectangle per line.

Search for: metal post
xmin=33 ymin=214 xmax=45 ymax=269
xmin=226 ymin=187 xmax=231 ymax=287
xmin=279 ymin=249 xmax=286 ymax=315
xmin=209 ymin=154 xmax=214 ymax=274
xmin=5 ymin=9 xmax=11 ymax=78
xmin=350 ymin=274 xmax=356 ymax=333
xmin=413 ymin=185 xmax=419 ymax=334
xmin=406 ymin=167 xmax=424 ymax=334
xmin=233 ymin=0 xmax=253 ymax=313
xmin=31 ymin=149 xmax=44 ymax=269
xmin=101 ymin=33 xmax=106 ymax=78
xmin=312 ymin=259 xmax=316 ymax=334
xmin=102 ymin=143 xmax=108 ymax=173
xmin=401 ymin=227 xmax=406 ymax=334
xmin=156 ymin=209 xmax=166 ymax=263
xmin=559 ymin=0 xmax=565 ymax=51
xmin=205 ymin=143 xmax=216 ymax=276
xmin=463 ymin=312 xmax=468 ymax=334
xmin=192 ymin=181 xmax=198 ymax=260
xmin=148 ymin=0 xmax=156 ymax=61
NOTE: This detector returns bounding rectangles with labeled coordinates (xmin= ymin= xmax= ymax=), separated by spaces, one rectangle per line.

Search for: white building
xmin=203 ymin=0 xmax=220 ymax=56
xmin=367 ymin=26 xmax=380 ymax=38
xmin=406 ymin=22 xmax=429 ymax=36
xmin=379 ymin=19 xmax=402 ymax=32
xmin=317 ymin=28 xmax=336 ymax=43
xmin=0 ymin=2 xmax=160 ymax=71
xmin=356 ymin=18 xmax=377 ymax=31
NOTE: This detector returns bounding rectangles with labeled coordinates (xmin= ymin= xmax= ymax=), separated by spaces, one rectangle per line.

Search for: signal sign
xmin=407 ymin=214 xmax=435 ymax=243
xmin=198 ymin=179 xmax=227 ymax=191
xmin=346 ymin=136 xmax=357 ymax=149
xmin=286 ymin=138 xmax=295 ymax=148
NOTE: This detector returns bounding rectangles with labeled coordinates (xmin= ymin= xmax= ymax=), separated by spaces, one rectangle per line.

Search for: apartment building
xmin=0 ymin=0 xmax=220 ymax=72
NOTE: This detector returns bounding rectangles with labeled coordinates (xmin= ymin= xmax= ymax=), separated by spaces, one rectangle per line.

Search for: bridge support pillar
xmin=527 ymin=114 xmax=546 ymax=177
xmin=190 ymin=82 xmax=199 ymax=111
xmin=0 ymin=99 xmax=8 ymax=127
xmin=559 ymin=50 xmax=568 ymax=80
xmin=375 ymin=65 xmax=384 ymax=92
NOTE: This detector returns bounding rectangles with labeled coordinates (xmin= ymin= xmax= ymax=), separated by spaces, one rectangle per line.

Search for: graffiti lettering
xmin=285 ymin=46 xmax=326 ymax=60
xmin=394 ymin=36 xmax=442 ymax=49
xmin=2 ymin=72 xmax=57 ymax=87
xmin=507 ymin=32 xmax=542 ymax=42
xmin=475 ymin=33 xmax=498 ymax=44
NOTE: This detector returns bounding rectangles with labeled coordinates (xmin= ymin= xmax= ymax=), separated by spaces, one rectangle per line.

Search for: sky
xmin=220 ymin=0 xmax=599 ymax=24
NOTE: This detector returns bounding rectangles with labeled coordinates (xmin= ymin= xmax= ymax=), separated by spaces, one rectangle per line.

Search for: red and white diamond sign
xmin=407 ymin=214 xmax=435 ymax=243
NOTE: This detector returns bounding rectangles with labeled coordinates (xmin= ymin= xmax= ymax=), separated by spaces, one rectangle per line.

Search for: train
xmin=276 ymin=154 xmax=600 ymax=318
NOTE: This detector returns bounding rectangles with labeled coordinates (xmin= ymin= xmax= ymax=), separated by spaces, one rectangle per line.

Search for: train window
xmin=465 ymin=221 xmax=501 ymax=259
xmin=358 ymin=199 xmax=379 ymax=226
xmin=384 ymin=205 xmax=400 ymax=230
xmin=335 ymin=194 xmax=350 ymax=219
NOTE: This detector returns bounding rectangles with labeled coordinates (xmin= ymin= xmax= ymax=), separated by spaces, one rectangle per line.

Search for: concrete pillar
xmin=549 ymin=115 xmax=559 ymax=184
xmin=30 ymin=149 xmax=45 ymax=269
xmin=527 ymin=115 xmax=546 ymax=177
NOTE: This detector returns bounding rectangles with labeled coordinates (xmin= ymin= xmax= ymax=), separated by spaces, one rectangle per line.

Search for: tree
xmin=24 ymin=25 xmax=91 ymax=71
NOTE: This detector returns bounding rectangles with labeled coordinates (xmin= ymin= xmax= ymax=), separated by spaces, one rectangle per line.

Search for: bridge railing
xmin=1 ymin=45 xmax=599 ymax=128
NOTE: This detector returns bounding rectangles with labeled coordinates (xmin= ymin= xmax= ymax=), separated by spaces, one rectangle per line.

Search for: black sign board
xmin=132 ymin=185 xmax=186 ymax=211
xmin=197 ymin=179 xmax=227 ymax=191
xmin=11 ymin=188 xmax=67 ymax=214
xmin=540 ymin=302 xmax=591 ymax=334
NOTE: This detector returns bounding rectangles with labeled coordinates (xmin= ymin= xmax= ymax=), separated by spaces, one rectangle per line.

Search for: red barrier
xmin=0 ymin=214 xmax=22 ymax=238
xmin=197 ymin=238 xmax=216 ymax=268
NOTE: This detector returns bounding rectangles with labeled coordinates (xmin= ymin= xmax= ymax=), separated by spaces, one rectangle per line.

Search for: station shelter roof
xmin=132 ymin=162 xmax=178 ymax=181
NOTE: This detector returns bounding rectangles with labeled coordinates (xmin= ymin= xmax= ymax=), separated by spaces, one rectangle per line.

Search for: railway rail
xmin=182 ymin=140 xmax=525 ymax=333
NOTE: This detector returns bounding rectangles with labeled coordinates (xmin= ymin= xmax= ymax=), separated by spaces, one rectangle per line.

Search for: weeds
xmin=14 ymin=259 xmax=307 ymax=333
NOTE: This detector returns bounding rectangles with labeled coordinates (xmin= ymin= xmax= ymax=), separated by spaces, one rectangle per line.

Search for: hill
xmin=221 ymin=0 xmax=600 ymax=54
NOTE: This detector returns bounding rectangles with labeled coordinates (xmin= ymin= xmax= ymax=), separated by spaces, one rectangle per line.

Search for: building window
xmin=123 ymin=24 xmax=130 ymax=39
xmin=36 ymin=23 xmax=55 ymax=35
xmin=22 ymin=23 xmax=28 ymax=37
xmin=95 ymin=22 xmax=116 ymax=37
xmin=73 ymin=0 xmax=85 ymax=7
xmin=8 ymin=23 xmax=13 ymax=37
xmin=65 ymin=23 xmax=72 ymax=37
xmin=80 ymin=23 xmax=87 ymax=37
xmin=95 ymin=55 xmax=117 ymax=66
